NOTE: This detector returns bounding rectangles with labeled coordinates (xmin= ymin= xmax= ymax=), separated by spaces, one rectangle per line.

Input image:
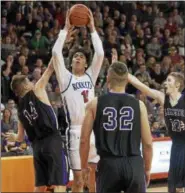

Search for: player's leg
xmin=87 ymin=163 xmax=96 ymax=192
xmin=54 ymin=186 xmax=66 ymax=192
xmin=67 ymin=128 xmax=83 ymax=192
xmin=96 ymin=157 xmax=122 ymax=193
xmin=33 ymin=145 xmax=48 ymax=192
xmin=42 ymin=135 xmax=69 ymax=192
xmin=34 ymin=186 xmax=47 ymax=192
xmin=168 ymin=144 xmax=185 ymax=193
xmin=87 ymin=133 xmax=99 ymax=192
xmin=72 ymin=170 xmax=83 ymax=192
xmin=125 ymin=156 xmax=146 ymax=193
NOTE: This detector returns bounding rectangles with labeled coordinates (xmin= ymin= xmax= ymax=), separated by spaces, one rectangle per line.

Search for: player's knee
xmin=34 ymin=186 xmax=47 ymax=192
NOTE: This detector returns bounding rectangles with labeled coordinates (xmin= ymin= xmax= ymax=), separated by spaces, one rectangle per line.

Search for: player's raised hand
xmin=87 ymin=9 xmax=95 ymax=32
xmin=112 ymin=48 xmax=118 ymax=63
xmin=65 ymin=26 xmax=78 ymax=44
xmin=5 ymin=132 xmax=17 ymax=142
xmin=64 ymin=10 xmax=72 ymax=31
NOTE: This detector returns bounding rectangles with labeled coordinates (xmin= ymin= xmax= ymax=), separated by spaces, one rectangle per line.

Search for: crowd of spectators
xmin=1 ymin=1 xmax=185 ymax=155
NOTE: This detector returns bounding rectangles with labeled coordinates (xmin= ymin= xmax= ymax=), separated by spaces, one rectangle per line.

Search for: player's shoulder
xmin=124 ymin=93 xmax=140 ymax=103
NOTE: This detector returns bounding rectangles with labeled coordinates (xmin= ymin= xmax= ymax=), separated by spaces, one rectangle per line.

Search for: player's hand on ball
xmin=64 ymin=10 xmax=72 ymax=31
xmin=5 ymin=132 xmax=17 ymax=142
xmin=65 ymin=26 xmax=78 ymax=44
xmin=87 ymin=9 xmax=95 ymax=32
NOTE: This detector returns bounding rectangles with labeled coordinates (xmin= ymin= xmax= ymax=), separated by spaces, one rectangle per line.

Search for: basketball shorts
xmin=32 ymin=133 xmax=69 ymax=187
xmin=96 ymin=155 xmax=146 ymax=193
xmin=168 ymin=143 xmax=185 ymax=192
xmin=66 ymin=125 xmax=99 ymax=170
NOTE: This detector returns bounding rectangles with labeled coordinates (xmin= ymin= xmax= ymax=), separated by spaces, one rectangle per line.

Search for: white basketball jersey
xmin=62 ymin=72 xmax=95 ymax=125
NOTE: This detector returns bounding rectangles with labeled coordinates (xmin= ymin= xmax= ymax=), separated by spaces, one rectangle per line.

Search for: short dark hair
xmin=10 ymin=75 xmax=27 ymax=92
xmin=169 ymin=72 xmax=184 ymax=92
xmin=69 ymin=48 xmax=90 ymax=66
xmin=108 ymin=61 xmax=128 ymax=87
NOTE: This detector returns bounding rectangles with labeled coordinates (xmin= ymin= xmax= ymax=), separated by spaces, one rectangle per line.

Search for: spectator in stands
xmin=150 ymin=63 xmax=166 ymax=84
xmin=146 ymin=37 xmax=162 ymax=59
xmin=6 ymin=99 xmax=18 ymax=122
xmin=1 ymin=17 xmax=8 ymax=35
xmin=1 ymin=109 xmax=17 ymax=139
xmin=153 ymin=11 xmax=167 ymax=30
xmin=1 ymin=36 xmax=17 ymax=60
xmin=168 ymin=46 xmax=182 ymax=66
xmin=31 ymin=67 xmax=41 ymax=84
xmin=29 ymin=30 xmax=50 ymax=55
xmin=162 ymin=37 xmax=174 ymax=56
xmin=161 ymin=56 xmax=172 ymax=76
xmin=165 ymin=17 xmax=177 ymax=35
xmin=172 ymin=8 xmax=184 ymax=27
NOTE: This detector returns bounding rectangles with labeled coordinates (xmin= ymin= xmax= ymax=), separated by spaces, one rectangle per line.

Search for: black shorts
xmin=96 ymin=155 xmax=146 ymax=193
xmin=32 ymin=133 xmax=69 ymax=187
xmin=168 ymin=143 xmax=185 ymax=192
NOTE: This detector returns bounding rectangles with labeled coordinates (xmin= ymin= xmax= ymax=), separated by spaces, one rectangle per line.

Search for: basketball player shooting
xmin=80 ymin=61 xmax=153 ymax=193
xmin=5 ymin=57 xmax=69 ymax=192
xmin=52 ymin=8 xmax=104 ymax=192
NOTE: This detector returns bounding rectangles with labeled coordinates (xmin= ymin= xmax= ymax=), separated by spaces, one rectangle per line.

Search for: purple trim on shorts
xmin=61 ymin=150 xmax=67 ymax=184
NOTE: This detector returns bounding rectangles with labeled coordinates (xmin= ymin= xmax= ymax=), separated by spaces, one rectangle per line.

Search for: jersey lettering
xmin=23 ymin=101 xmax=38 ymax=125
xmin=72 ymin=81 xmax=92 ymax=91
xmin=103 ymin=107 xmax=134 ymax=131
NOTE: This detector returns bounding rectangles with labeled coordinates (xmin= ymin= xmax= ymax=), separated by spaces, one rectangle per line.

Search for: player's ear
xmin=175 ymin=81 xmax=180 ymax=90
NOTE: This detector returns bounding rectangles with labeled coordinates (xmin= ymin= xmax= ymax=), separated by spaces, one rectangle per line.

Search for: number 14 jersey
xmin=62 ymin=72 xmax=95 ymax=126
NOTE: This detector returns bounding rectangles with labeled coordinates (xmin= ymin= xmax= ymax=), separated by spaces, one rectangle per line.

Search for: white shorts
xmin=66 ymin=125 xmax=99 ymax=170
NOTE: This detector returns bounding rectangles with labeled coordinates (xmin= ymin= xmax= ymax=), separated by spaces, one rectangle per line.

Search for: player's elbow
xmin=143 ymin=142 xmax=153 ymax=151
xmin=52 ymin=48 xmax=57 ymax=56
xmin=98 ymin=49 xmax=104 ymax=57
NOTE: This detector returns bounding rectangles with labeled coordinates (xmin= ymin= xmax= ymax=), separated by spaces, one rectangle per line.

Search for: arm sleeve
xmin=86 ymin=31 xmax=104 ymax=85
xmin=52 ymin=29 xmax=72 ymax=92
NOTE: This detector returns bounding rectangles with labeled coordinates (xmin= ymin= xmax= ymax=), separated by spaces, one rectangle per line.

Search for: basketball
xmin=69 ymin=4 xmax=90 ymax=27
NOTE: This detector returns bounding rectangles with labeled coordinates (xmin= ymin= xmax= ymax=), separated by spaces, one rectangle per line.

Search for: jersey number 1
xmin=81 ymin=90 xmax=89 ymax=103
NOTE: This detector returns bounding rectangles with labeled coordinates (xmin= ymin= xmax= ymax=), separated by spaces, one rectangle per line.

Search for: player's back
xmin=164 ymin=93 xmax=185 ymax=144
xmin=62 ymin=73 xmax=94 ymax=125
xmin=18 ymin=90 xmax=59 ymax=142
xmin=93 ymin=92 xmax=141 ymax=157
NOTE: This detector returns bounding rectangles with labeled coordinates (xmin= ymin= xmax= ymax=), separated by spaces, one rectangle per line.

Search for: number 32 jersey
xmin=62 ymin=72 xmax=95 ymax=126
xmin=93 ymin=92 xmax=141 ymax=157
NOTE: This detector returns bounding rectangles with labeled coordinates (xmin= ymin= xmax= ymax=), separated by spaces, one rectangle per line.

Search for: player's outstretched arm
xmin=86 ymin=9 xmax=104 ymax=84
xmin=35 ymin=57 xmax=54 ymax=90
xmin=128 ymin=73 xmax=165 ymax=105
xmin=34 ymin=57 xmax=54 ymax=105
xmin=80 ymin=98 xmax=97 ymax=170
xmin=52 ymin=10 xmax=72 ymax=91
xmin=5 ymin=120 xmax=25 ymax=142
xmin=140 ymin=100 xmax=153 ymax=187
